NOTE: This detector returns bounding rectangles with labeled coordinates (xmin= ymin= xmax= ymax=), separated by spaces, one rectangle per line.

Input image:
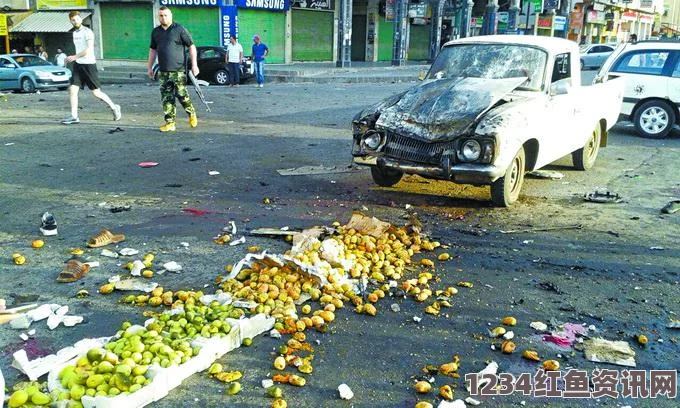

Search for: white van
xmin=594 ymin=40 xmax=680 ymax=138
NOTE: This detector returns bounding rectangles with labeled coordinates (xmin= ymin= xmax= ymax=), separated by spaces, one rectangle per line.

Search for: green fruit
xmin=208 ymin=363 xmax=223 ymax=374
xmin=57 ymin=391 xmax=71 ymax=401
xmin=113 ymin=373 xmax=132 ymax=391
xmin=116 ymin=364 xmax=133 ymax=377
xmin=267 ymin=386 xmax=283 ymax=398
xmin=86 ymin=388 xmax=96 ymax=397
xmin=76 ymin=356 xmax=90 ymax=367
xmin=86 ymin=374 xmax=105 ymax=388
xmin=108 ymin=387 xmax=121 ymax=396
xmin=132 ymin=365 xmax=149 ymax=376
xmin=226 ymin=382 xmax=242 ymax=395
xmin=70 ymin=384 xmax=86 ymax=401
xmin=96 ymin=390 xmax=108 ymax=397
xmin=87 ymin=348 xmax=106 ymax=363
xmin=242 ymin=338 xmax=253 ymax=347
xmin=96 ymin=361 xmax=115 ymax=374
xmin=134 ymin=375 xmax=146 ymax=385
xmin=129 ymin=383 xmax=142 ymax=393
xmin=8 ymin=390 xmax=29 ymax=407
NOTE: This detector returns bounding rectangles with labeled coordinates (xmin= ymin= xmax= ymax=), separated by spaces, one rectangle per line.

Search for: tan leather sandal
xmin=87 ymin=229 xmax=126 ymax=248
xmin=57 ymin=260 xmax=91 ymax=283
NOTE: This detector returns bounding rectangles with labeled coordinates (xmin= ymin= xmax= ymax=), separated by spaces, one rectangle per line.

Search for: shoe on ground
xmin=661 ymin=200 xmax=680 ymax=214
xmin=259 ymin=84 xmax=264 ymax=88
xmin=87 ymin=228 xmax=126 ymax=248
xmin=61 ymin=117 xmax=80 ymax=125
xmin=189 ymin=113 xmax=198 ymax=128
xmin=40 ymin=212 xmax=58 ymax=236
xmin=112 ymin=104 xmax=122 ymax=121
xmin=160 ymin=122 xmax=176 ymax=132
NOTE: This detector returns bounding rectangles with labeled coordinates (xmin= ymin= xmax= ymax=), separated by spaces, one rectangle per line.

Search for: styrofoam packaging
xmin=228 ymin=314 xmax=275 ymax=342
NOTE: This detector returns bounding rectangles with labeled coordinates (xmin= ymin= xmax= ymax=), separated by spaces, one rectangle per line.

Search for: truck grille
xmin=383 ymin=132 xmax=457 ymax=165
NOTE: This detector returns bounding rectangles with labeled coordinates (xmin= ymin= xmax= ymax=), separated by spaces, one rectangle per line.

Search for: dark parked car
xmin=0 ymin=54 xmax=71 ymax=92
xmin=152 ymin=46 xmax=253 ymax=85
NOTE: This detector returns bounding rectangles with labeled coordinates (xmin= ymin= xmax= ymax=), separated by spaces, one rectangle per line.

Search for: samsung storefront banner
xmin=235 ymin=0 xmax=289 ymax=11
xmin=159 ymin=0 xmax=219 ymax=5
xmin=220 ymin=4 xmax=238 ymax=47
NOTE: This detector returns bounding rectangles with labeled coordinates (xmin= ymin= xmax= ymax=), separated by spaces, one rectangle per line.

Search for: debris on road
xmin=660 ymin=200 xmax=680 ymax=214
xmin=119 ymin=248 xmax=140 ymax=256
xmin=530 ymin=321 xmax=548 ymax=332
xmin=111 ymin=277 xmax=158 ymax=293
xmin=667 ymin=320 xmax=680 ymax=329
xmin=499 ymin=224 xmax=582 ymax=234
xmin=56 ymin=260 xmax=91 ymax=283
xmin=543 ymin=322 xmax=589 ymax=348
xmin=582 ymin=337 xmax=636 ymax=367
xmin=584 ymin=190 xmax=624 ymax=203
xmin=138 ymin=161 xmax=159 ymax=168
xmin=208 ymin=170 xmax=220 ymax=176
xmin=527 ymin=170 xmax=564 ymax=179
xmin=338 ymin=383 xmax=354 ymax=400
xmin=276 ymin=165 xmax=361 ymax=176
xmin=465 ymin=361 xmax=498 ymax=394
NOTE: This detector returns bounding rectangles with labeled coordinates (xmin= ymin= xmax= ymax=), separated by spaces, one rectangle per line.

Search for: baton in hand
xmin=188 ymin=71 xmax=212 ymax=112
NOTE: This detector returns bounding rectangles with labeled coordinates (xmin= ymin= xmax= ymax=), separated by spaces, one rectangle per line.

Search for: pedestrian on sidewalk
xmin=54 ymin=48 xmax=67 ymax=67
xmin=147 ymin=6 xmax=199 ymax=132
xmin=226 ymin=35 xmax=243 ymax=87
xmin=251 ymin=34 xmax=268 ymax=88
xmin=37 ymin=45 xmax=48 ymax=60
xmin=62 ymin=11 xmax=121 ymax=125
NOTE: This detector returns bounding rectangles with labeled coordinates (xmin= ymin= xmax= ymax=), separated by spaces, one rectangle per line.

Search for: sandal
xmin=87 ymin=228 xmax=126 ymax=248
xmin=57 ymin=260 xmax=91 ymax=283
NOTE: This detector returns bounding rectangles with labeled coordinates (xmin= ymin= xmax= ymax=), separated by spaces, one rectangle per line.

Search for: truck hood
xmin=368 ymin=76 xmax=527 ymax=142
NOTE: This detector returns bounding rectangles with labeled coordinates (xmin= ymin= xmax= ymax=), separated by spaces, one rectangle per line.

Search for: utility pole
xmin=460 ymin=0 xmax=474 ymax=37
xmin=482 ymin=0 xmax=499 ymax=35
xmin=508 ymin=0 xmax=520 ymax=33
xmin=392 ymin=0 xmax=408 ymax=66
xmin=429 ymin=0 xmax=445 ymax=61
xmin=336 ymin=0 xmax=352 ymax=67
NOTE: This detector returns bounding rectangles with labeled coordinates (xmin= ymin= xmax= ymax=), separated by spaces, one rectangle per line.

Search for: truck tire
xmin=633 ymin=100 xmax=676 ymax=139
xmin=572 ymin=123 xmax=601 ymax=170
xmin=370 ymin=166 xmax=403 ymax=187
xmin=214 ymin=69 xmax=229 ymax=85
xmin=21 ymin=78 xmax=36 ymax=93
xmin=490 ymin=147 xmax=525 ymax=207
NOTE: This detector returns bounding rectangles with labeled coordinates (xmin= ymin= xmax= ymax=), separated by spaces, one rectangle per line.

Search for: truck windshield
xmin=427 ymin=43 xmax=548 ymax=91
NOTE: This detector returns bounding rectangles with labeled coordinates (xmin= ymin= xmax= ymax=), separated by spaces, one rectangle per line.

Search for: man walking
xmin=225 ymin=35 xmax=243 ymax=87
xmin=54 ymin=48 xmax=67 ymax=67
xmin=62 ymin=11 xmax=121 ymax=125
xmin=147 ymin=6 xmax=198 ymax=132
xmin=251 ymin=35 xmax=268 ymax=88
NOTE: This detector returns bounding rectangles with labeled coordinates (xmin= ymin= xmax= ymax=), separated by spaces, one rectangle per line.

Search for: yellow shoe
xmin=189 ymin=113 xmax=198 ymax=128
xmin=160 ymin=122 xmax=176 ymax=132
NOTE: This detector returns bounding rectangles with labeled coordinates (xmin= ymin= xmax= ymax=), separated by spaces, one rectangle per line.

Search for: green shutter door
xmin=238 ymin=9 xmax=286 ymax=63
xmin=292 ymin=9 xmax=333 ymax=61
xmin=170 ymin=7 xmax=220 ymax=47
xmin=407 ymin=24 xmax=429 ymax=61
xmin=100 ymin=3 xmax=154 ymax=60
xmin=377 ymin=19 xmax=395 ymax=61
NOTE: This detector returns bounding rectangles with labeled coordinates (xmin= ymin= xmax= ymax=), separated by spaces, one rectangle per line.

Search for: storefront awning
xmin=10 ymin=11 xmax=90 ymax=33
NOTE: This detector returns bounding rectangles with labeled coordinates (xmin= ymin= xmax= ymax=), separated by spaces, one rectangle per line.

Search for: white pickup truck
xmin=352 ymin=35 xmax=625 ymax=206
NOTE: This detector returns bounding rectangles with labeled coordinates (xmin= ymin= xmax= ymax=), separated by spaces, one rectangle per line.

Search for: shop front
xmin=98 ymin=1 xmax=154 ymax=60
xmin=291 ymin=0 xmax=333 ymax=61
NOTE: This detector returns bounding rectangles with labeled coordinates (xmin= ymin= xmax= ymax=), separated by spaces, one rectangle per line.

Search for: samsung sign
xmin=159 ymin=0 xmax=218 ymax=6
xmin=236 ymin=0 xmax=289 ymax=11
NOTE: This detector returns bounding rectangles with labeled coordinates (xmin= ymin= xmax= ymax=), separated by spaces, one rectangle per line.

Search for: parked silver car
xmin=0 ymin=54 xmax=71 ymax=92
xmin=579 ymin=44 xmax=616 ymax=70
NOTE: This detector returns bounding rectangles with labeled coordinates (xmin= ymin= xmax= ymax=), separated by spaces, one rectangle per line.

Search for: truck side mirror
xmin=549 ymin=80 xmax=570 ymax=96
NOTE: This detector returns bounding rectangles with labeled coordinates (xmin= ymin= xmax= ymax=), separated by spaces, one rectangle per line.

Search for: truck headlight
xmin=362 ymin=130 xmax=383 ymax=151
xmin=458 ymin=140 xmax=481 ymax=162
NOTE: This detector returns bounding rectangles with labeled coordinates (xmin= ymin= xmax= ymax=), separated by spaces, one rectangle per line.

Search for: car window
xmin=591 ymin=46 xmax=604 ymax=53
xmin=427 ymin=44 xmax=548 ymax=91
xmin=673 ymin=56 xmax=680 ymax=78
xmin=13 ymin=55 xmax=51 ymax=67
xmin=551 ymin=53 xmax=571 ymax=85
xmin=613 ymin=51 xmax=670 ymax=75
xmin=200 ymin=49 xmax=217 ymax=59
xmin=0 ymin=57 xmax=12 ymax=67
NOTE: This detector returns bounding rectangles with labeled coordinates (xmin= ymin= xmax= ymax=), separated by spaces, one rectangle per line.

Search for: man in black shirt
xmin=147 ymin=6 xmax=199 ymax=132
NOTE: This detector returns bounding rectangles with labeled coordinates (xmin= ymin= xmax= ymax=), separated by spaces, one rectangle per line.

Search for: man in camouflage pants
xmin=147 ymin=6 xmax=198 ymax=132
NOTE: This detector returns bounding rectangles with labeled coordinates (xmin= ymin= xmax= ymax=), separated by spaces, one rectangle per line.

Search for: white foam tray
xmin=46 ymin=314 xmax=274 ymax=408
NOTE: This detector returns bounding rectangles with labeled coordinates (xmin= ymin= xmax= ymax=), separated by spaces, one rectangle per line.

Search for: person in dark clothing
xmin=147 ymin=6 xmax=199 ymax=132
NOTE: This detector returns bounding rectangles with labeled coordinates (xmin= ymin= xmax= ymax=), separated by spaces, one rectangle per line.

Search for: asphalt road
xmin=0 ymin=76 xmax=678 ymax=408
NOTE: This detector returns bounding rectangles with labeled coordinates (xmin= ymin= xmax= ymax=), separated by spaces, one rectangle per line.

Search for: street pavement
xmin=0 ymin=78 xmax=678 ymax=407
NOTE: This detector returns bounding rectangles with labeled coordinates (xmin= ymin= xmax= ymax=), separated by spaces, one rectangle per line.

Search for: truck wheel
xmin=214 ymin=70 xmax=229 ymax=85
xmin=21 ymin=78 xmax=36 ymax=93
xmin=370 ymin=166 xmax=403 ymax=187
xmin=572 ymin=123 xmax=601 ymax=170
xmin=490 ymin=147 xmax=525 ymax=207
xmin=633 ymin=100 xmax=676 ymax=139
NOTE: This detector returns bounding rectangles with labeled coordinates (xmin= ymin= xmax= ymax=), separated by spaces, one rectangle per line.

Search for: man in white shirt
xmin=62 ymin=10 xmax=121 ymax=125
xmin=55 ymin=48 xmax=67 ymax=67
xmin=225 ymin=35 xmax=243 ymax=87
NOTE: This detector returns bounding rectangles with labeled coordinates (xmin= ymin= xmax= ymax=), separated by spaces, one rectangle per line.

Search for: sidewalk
xmin=97 ymin=60 xmax=431 ymax=84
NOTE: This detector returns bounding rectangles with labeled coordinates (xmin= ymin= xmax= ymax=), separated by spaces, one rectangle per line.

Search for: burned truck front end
xmin=352 ymin=76 xmax=528 ymax=186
